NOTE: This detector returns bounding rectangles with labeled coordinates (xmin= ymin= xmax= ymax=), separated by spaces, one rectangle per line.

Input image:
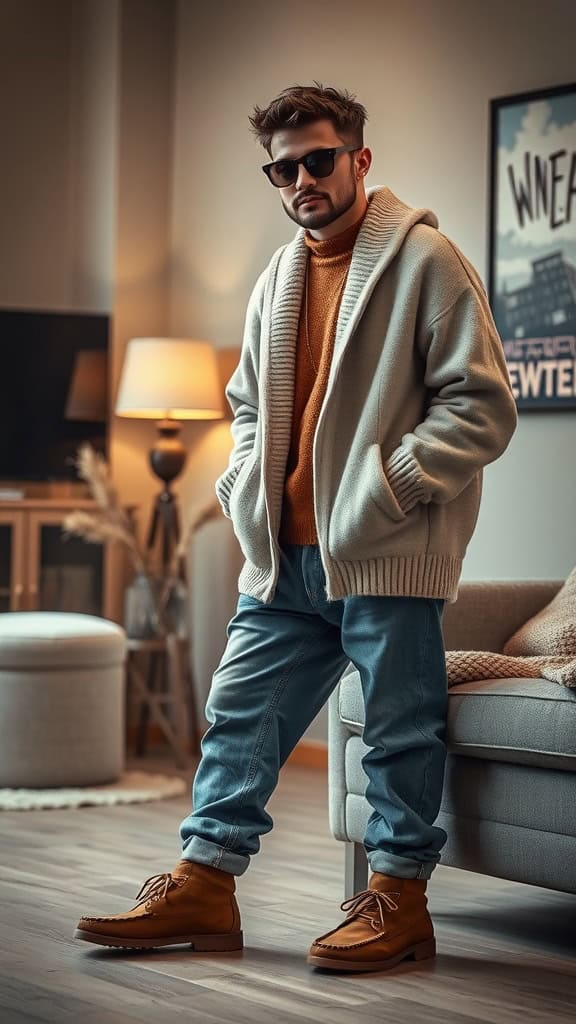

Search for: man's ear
xmin=356 ymin=147 xmax=372 ymax=179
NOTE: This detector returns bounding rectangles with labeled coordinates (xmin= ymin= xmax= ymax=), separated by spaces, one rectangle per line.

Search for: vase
xmin=124 ymin=574 xmax=163 ymax=639
xmin=124 ymin=573 xmax=189 ymax=639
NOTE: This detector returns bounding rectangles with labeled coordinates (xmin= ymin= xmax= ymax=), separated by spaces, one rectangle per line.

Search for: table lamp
xmin=115 ymin=337 xmax=224 ymax=572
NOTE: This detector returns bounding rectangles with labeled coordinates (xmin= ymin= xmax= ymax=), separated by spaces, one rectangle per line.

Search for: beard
xmin=282 ymin=175 xmax=358 ymax=231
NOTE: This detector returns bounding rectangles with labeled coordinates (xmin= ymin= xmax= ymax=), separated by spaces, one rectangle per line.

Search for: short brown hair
xmin=249 ymin=82 xmax=367 ymax=155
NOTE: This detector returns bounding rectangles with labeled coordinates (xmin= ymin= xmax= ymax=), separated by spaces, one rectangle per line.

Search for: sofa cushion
xmin=338 ymin=669 xmax=576 ymax=771
xmin=345 ymin=741 xmax=576 ymax=840
xmin=446 ymin=678 xmax=576 ymax=769
xmin=503 ymin=563 xmax=576 ymax=658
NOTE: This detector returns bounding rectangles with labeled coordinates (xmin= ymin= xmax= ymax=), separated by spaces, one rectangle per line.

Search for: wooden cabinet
xmin=0 ymin=500 xmax=129 ymax=621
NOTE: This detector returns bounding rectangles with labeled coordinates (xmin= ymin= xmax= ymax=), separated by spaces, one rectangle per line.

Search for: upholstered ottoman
xmin=0 ymin=612 xmax=127 ymax=788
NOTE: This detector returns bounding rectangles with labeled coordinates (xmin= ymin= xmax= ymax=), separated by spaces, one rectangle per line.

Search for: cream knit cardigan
xmin=216 ymin=185 xmax=518 ymax=605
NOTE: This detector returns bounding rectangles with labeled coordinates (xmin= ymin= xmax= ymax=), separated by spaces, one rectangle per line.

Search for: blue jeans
xmin=179 ymin=543 xmax=448 ymax=880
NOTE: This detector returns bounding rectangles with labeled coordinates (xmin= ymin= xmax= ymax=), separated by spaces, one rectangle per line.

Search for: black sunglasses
xmin=262 ymin=145 xmax=359 ymax=188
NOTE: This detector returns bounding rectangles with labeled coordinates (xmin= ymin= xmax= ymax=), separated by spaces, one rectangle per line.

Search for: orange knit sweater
xmin=279 ymin=212 xmax=365 ymax=545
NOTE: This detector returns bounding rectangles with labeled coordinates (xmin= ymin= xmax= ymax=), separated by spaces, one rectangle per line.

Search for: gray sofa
xmin=329 ymin=580 xmax=576 ymax=898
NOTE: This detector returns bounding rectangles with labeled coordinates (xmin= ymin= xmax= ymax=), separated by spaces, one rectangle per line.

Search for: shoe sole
xmin=307 ymin=937 xmax=436 ymax=972
xmin=73 ymin=928 xmax=243 ymax=951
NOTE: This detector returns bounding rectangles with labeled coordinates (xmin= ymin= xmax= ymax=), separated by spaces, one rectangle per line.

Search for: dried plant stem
xmin=64 ymin=443 xmax=165 ymax=626
xmin=64 ymin=443 xmax=224 ymax=635
xmin=62 ymin=511 xmax=147 ymax=577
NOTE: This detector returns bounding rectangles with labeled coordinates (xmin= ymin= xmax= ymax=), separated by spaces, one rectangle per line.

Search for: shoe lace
xmin=340 ymin=889 xmax=401 ymax=932
xmin=134 ymin=872 xmax=186 ymax=908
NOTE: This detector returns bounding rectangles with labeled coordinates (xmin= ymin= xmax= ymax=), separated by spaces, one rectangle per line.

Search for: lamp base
xmin=149 ymin=419 xmax=187 ymax=485
xmin=146 ymin=487 xmax=180 ymax=575
xmin=146 ymin=420 xmax=186 ymax=574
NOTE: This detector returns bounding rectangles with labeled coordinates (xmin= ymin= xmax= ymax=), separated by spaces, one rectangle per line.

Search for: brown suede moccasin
xmin=74 ymin=859 xmax=243 ymax=951
xmin=308 ymin=872 xmax=436 ymax=972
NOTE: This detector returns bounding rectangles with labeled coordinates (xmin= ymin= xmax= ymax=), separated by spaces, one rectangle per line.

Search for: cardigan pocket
xmin=328 ymin=443 xmax=429 ymax=561
xmin=370 ymin=442 xmax=408 ymax=523
xmin=227 ymin=450 xmax=273 ymax=573
xmin=215 ymin=462 xmax=243 ymax=519
xmin=228 ymin=451 xmax=258 ymax=520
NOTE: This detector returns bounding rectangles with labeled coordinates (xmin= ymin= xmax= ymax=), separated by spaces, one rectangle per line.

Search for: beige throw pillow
xmin=502 ymin=565 xmax=576 ymax=658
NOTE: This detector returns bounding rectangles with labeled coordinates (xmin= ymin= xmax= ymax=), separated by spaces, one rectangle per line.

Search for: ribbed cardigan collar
xmin=258 ymin=185 xmax=439 ymax=534
xmin=264 ymin=184 xmax=439 ymax=358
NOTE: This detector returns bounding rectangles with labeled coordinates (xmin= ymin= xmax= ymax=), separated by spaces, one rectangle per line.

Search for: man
xmin=75 ymin=84 xmax=517 ymax=972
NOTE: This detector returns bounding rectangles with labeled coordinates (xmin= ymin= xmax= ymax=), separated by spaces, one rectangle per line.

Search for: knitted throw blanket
xmin=445 ymin=567 xmax=576 ymax=690
xmin=446 ymin=650 xmax=576 ymax=688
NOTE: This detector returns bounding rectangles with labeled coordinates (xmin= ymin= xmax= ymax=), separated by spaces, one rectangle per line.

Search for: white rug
xmin=0 ymin=771 xmax=188 ymax=810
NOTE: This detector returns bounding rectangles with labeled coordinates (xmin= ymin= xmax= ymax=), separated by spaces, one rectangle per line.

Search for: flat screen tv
xmin=0 ymin=309 xmax=109 ymax=482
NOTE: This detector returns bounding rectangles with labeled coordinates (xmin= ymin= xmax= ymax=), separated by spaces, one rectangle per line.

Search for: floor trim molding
xmin=127 ymin=725 xmax=328 ymax=770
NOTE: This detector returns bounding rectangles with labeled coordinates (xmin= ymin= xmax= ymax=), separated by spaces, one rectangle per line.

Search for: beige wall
xmin=4 ymin=0 xmax=574 ymax=570
xmin=0 ymin=0 xmax=213 ymax=548
xmin=171 ymin=0 xmax=576 ymax=588
xmin=170 ymin=0 xmax=576 ymax=741
xmin=0 ymin=0 xmax=117 ymax=312
xmin=109 ymin=0 xmax=176 ymax=546
xmin=2 ymin=0 xmax=576 ymax=742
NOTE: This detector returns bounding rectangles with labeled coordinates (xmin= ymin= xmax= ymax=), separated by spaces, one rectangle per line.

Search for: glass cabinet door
xmin=0 ymin=512 xmax=25 ymax=612
xmin=28 ymin=513 xmax=103 ymax=615
xmin=0 ymin=521 xmax=13 ymax=612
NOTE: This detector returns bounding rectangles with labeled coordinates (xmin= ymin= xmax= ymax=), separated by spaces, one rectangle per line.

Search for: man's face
xmin=269 ymin=119 xmax=361 ymax=232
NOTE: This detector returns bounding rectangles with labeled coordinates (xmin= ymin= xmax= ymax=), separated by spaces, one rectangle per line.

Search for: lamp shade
xmin=115 ymin=337 xmax=224 ymax=420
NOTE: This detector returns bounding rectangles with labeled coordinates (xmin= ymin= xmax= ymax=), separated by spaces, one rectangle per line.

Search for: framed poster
xmin=488 ymin=82 xmax=576 ymax=410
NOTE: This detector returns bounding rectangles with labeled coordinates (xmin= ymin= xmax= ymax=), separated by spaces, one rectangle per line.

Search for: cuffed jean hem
xmin=367 ymin=849 xmax=438 ymax=880
xmin=182 ymin=836 xmax=250 ymax=876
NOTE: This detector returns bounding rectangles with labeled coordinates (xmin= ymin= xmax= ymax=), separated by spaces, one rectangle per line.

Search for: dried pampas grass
xmin=63 ymin=445 xmax=226 ymax=630
xmin=63 ymin=443 xmax=148 ymax=577
xmin=62 ymin=511 xmax=146 ymax=575
xmin=75 ymin=444 xmax=118 ymax=513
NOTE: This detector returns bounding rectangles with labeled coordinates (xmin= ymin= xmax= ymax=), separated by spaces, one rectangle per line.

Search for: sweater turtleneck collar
xmin=304 ymin=207 xmax=367 ymax=259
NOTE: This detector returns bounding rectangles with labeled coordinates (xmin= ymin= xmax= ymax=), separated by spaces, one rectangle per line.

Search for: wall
xmin=171 ymin=0 xmax=576 ymax=740
xmin=2 ymin=0 xmax=575 ymax=742
xmin=0 ymin=0 xmax=199 ymax=625
xmin=0 ymin=0 xmax=193 ymax=560
xmin=0 ymin=0 xmax=117 ymax=312
xmin=109 ymin=0 xmax=178 ymax=552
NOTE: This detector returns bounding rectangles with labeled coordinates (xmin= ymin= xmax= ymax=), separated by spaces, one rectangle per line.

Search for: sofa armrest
xmin=442 ymin=580 xmax=563 ymax=653
xmin=328 ymin=675 xmax=353 ymax=843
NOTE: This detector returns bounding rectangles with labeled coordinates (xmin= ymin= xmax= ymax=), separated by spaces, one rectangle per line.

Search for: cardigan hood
xmin=267 ymin=186 xmax=440 ymax=360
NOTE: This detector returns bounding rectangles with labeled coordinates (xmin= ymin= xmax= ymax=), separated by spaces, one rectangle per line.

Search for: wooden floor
xmin=1 ymin=752 xmax=575 ymax=1023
